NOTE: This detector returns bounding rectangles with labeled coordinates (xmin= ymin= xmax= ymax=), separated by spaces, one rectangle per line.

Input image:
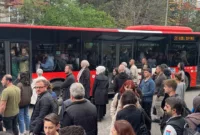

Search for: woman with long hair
xmin=177 ymin=62 xmax=185 ymax=82
xmin=174 ymin=72 xmax=186 ymax=100
xmin=112 ymin=120 xmax=136 ymax=135
xmin=17 ymin=72 xmax=32 ymax=135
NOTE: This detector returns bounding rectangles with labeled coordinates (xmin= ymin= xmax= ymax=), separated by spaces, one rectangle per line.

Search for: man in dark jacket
xmin=61 ymin=64 xmax=75 ymax=100
xmin=163 ymin=97 xmax=185 ymax=135
xmin=153 ymin=65 xmax=167 ymax=122
xmin=61 ymin=83 xmax=97 ymax=135
xmin=113 ymin=64 xmax=129 ymax=93
xmin=30 ymin=79 xmax=58 ymax=135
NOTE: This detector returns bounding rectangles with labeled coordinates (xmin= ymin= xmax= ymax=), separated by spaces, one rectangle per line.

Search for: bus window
xmin=33 ymin=43 xmax=81 ymax=72
xmin=10 ymin=42 xmax=30 ymax=81
xmin=0 ymin=42 xmax=5 ymax=92
xmin=168 ymin=43 xmax=198 ymax=66
xmin=83 ymin=42 xmax=100 ymax=70
xmin=135 ymin=36 xmax=168 ymax=68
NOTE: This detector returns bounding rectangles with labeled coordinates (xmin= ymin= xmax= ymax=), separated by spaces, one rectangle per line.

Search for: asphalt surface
xmin=28 ymin=87 xmax=200 ymax=135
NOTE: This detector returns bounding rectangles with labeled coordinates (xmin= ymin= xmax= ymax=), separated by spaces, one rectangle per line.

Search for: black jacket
xmin=113 ymin=72 xmax=129 ymax=93
xmin=166 ymin=116 xmax=185 ymax=135
xmin=61 ymin=73 xmax=75 ymax=100
xmin=30 ymin=91 xmax=58 ymax=134
xmin=116 ymin=105 xmax=143 ymax=134
xmin=92 ymin=74 xmax=109 ymax=105
xmin=61 ymin=99 xmax=97 ymax=135
xmin=79 ymin=68 xmax=90 ymax=99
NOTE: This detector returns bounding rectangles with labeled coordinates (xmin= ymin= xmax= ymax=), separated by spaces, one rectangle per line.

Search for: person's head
xmin=193 ymin=96 xmax=200 ymax=113
xmin=70 ymin=83 xmax=85 ymax=101
xmin=121 ymin=62 xmax=127 ymax=67
xmin=1 ymin=74 xmax=12 ymax=87
xmin=121 ymin=91 xmax=137 ymax=107
xmin=129 ymin=59 xmax=135 ymax=66
xmin=65 ymin=64 xmax=73 ymax=74
xmin=143 ymin=68 xmax=151 ymax=78
xmin=164 ymin=97 xmax=183 ymax=117
xmin=34 ymin=79 xmax=49 ymax=95
xmin=21 ymin=47 xmax=28 ymax=56
xmin=44 ymin=113 xmax=60 ymax=135
xmin=96 ymin=66 xmax=106 ymax=75
xmin=112 ymin=120 xmax=136 ymax=135
xmin=81 ymin=60 xmax=90 ymax=68
xmin=118 ymin=64 xmax=126 ymax=73
xmin=141 ymin=58 xmax=147 ymax=64
xmin=11 ymin=47 xmax=17 ymax=56
xmin=120 ymin=80 xmax=136 ymax=95
xmin=164 ymin=79 xmax=177 ymax=95
xmin=36 ymin=69 xmax=43 ymax=77
xmin=19 ymin=72 xmax=30 ymax=86
xmin=156 ymin=65 xmax=164 ymax=74
xmin=174 ymin=72 xmax=182 ymax=82
xmin=59 ymin=126 xmax=85 ymax=135
xmin=178 ymin=62 xmax=185 ymax=71
xmin=113 ymin=67 xmax=118 ymax=76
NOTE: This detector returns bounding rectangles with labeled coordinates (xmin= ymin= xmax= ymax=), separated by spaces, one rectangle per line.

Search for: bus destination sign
xmin=174 ymin=36 xmax=195 ymax=41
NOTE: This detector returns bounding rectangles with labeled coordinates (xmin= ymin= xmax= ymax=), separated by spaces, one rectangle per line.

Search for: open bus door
xmin=9 ymin=41 xmax=32 ymax=84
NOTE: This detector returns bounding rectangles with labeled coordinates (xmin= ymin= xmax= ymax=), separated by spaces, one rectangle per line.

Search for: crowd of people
xmin=0 ymin=58 xmax=200 ymax=135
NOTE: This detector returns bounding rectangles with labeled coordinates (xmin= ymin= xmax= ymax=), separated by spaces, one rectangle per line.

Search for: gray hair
xmin=70 ymin=83 xmax=85 ymax=99
xmin=121 ymin=62 xmax=127 ymax=67
xmin=36 ymin=69 xmax=43 ymax=76
xmin=118 ymin=64 xmax=126 ymax=73
xmin=81 ymin=60 xmax=90 ymax=68
xmin=96 ymin=66 xmax=106 ymax=75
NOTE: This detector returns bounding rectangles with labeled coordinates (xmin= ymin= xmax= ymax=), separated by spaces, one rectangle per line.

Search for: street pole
xmin=165 ymin=0 xmax=169 ymax=26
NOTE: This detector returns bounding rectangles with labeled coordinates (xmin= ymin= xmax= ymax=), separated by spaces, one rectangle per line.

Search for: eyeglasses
xmin=34 ymin=86 xmax=45 ymax=89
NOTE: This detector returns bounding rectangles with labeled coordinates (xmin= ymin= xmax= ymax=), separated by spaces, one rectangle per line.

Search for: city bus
xmin=0 ymin=24 xmax=199 ymax=97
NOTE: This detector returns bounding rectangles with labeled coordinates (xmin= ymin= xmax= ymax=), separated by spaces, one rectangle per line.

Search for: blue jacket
xmin=139 ymin=78 xmax=155 ymax=102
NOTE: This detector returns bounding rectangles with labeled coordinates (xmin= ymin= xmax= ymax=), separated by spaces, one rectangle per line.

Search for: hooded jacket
xmin=113 ymin=72 xmax=129 ymax=93
xmin=185 ymin=113 xmax=200 ymax=130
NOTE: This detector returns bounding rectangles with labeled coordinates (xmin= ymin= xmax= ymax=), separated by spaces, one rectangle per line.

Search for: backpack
xmin=183 ymin=122 xmax=200 ymax=135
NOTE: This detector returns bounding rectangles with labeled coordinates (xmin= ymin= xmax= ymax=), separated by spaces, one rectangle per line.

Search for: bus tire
xmin=185 ymin=75 xmax=190 ymax=90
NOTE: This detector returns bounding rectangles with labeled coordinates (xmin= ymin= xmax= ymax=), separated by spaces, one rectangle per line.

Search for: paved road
xmin=29 ymin=87 xmax=200 ymax=135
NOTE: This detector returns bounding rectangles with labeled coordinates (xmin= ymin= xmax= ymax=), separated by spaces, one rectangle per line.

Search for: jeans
xmin=141 ymin=101 xmax=152 ymax=131
xmin=18 ymin=106 xmax=30 ymax=134
xmin=3 ymin=114 xmax=19 ymax=135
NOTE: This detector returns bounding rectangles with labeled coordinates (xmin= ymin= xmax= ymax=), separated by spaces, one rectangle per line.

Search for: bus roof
xmin=0 ymin=23 xmax=200 ymax=35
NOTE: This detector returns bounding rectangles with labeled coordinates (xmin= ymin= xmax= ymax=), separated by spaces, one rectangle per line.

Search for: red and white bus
xmin=0 ymin=24 xmax=199 ymax=96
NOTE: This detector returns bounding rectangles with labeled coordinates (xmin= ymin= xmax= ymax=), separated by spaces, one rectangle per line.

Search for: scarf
xmin=77 ymin=67 xmax=85 ymax=82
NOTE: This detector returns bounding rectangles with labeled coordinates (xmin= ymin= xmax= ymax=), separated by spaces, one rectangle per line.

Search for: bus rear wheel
xmin=52 ymin=81 xmax=63 ymax=97
xmin=185 ymin=75 xmax=190 ymax=90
